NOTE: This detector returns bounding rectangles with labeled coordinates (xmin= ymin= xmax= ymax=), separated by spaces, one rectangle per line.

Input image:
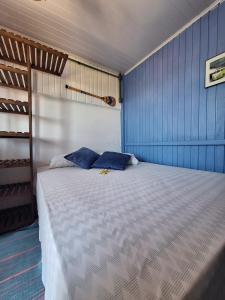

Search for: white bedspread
xmin=37 ymin=163 xmax=225 ymax=300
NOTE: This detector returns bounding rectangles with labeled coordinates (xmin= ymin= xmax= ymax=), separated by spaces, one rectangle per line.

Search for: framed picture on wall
xmin=205 ymin=52 xmax=225 ymax=88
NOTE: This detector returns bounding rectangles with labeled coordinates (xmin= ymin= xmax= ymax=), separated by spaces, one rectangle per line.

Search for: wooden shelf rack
xmin=0 ymin=28 xmax=68 ymax=234
xmin=0 ymin=46 xmax=33 ymax=234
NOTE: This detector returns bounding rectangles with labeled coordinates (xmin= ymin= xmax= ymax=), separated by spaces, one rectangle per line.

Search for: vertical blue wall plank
xmin=167 ymin=43 xmax=173 ymax=146
xmin=191 ymin=20 xmax=201 ymax=141
xmin=183 ymin=27 xmax=193 ymax=169
xmin=198 ymin=13 xmax=209 ymax=171
xmin=191 ymin=146 xmax=198 ymax=169
xmin=206 ymin=7 xmax=218 ymax=172
xmin=184 ymin=27 xmax=192 ymax=143
xmin=121 ymin=75 xmax=125 ymax=152
xmin=172 ymin=37 xmax=179 ymax=166
xmin=153 ymin=54 xmax=158 ymax=162
xmin=177 ymin=32 xmax=186 ymax=168
xmin=158 ymin=49 xmax=163 ymax=164
xmin=191 ymin=21 xmax=201 ymax=168
xmin=158 ymin=49 xmax=163 ymax=142
xmin=162 ymin=45 xmax=168 ymax=143
xmin=215 ymin=3 xmax=225 ymax=172
xmin=123 ymin=3 xmax=225 ymax=173
xmin=149 ymin=58 xmax=154 ymax=161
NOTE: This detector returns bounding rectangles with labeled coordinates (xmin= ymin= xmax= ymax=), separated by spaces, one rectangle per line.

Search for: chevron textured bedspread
xmin=37 ymin=163 xmax=225 ymax=300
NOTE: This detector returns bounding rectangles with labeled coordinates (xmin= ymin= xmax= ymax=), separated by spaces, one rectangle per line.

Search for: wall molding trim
xmin=126 ymin=140 xmax=225 ymax=146
xmin=125 ymin=0 xmax=221 ymax=75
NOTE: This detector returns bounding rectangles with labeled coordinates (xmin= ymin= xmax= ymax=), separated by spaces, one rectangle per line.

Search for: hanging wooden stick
xmin=65 ymin=84 xmax=116 ymax=107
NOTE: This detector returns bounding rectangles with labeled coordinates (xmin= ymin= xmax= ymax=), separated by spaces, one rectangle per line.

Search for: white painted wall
xmin=0 ymin=56 xmax=121 ymax=183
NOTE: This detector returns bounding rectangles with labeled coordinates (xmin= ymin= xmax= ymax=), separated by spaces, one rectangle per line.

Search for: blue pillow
xmin=92 ymin=152 xmax=131 ymax=170
xmin=64 ymin=147 xmax=99 ymax=169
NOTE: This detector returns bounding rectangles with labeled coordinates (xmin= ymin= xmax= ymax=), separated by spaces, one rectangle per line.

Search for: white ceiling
xmin=0 ymin=0 xmax=215 ymax=73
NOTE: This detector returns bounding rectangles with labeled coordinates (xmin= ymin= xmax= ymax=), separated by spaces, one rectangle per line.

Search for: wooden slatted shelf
xmin=0 ymin=64 xmax=28 ymax=91
xmin=0 ymin=98 xmax=29 ymax=115
xmin=0 ymin=29 xmax=68 ymax=76
xmin=0 ymin=182 xmax=32 ymax=210
xmin=0 ymin=27 xmax=68 ymax=233
xmin=0 ymin=131 xmax=30 ymax=138
xmin=0 ymin=159 xmax=30 ymax=168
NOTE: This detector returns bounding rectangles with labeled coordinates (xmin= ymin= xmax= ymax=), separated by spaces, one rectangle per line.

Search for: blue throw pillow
xmin=92 ymin=152 xmax=131 ymax=170
xmin=64 ymin=147 xmax=99 ymax=169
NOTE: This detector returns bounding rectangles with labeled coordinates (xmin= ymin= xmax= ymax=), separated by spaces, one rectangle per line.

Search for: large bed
xmin=37 ymin=163 xmax=225 ymax=300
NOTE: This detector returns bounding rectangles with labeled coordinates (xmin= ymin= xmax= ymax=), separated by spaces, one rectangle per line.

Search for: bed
xmin=37 ymin=162 xmax=225 ymax=300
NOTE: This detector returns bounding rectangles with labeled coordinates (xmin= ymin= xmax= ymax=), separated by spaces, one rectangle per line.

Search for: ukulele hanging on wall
xmin=65 ymin=85 xmax=116 ymax=107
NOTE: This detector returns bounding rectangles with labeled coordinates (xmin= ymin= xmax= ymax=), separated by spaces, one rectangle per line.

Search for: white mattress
xmin=37 ymin=163 xmax=225 ymax=300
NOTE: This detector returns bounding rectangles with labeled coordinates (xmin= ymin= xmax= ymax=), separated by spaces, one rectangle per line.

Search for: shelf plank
xmin=0 ymin=63 xmax=28 ymax=74
xmin=0 ymin=159 xmax=30 ymax=168
xmin=0 ymin=131 xmax=30 ymax=138
xmin=0 ymin=29 xmax=68 ymax=76
xmin=0 ymin=98 xmax=29 ymax=115
xmin=0 ymin=64 xmax=28 ymax=91
xmin=0 ymin=182 xmax=32 ymax=210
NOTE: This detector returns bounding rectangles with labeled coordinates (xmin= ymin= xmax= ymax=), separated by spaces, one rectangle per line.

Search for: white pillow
xmin=125 ymin=153 xmax=139 ymax=165
xmin=49 ymin=154 xmax=75 ymax=169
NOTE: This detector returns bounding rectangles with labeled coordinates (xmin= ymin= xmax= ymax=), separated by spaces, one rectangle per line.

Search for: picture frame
xmin=205 ymin=52 xmax=225 ymax=88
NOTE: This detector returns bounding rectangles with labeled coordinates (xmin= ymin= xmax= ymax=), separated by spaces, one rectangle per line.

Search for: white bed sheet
xmin=37 ymin=163 xmax=225 ymax=300
xmin=37 ymin=176 xmax=69 ymax=300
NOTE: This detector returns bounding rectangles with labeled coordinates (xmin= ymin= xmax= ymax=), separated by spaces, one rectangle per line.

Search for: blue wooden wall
xmin=122 ymin=3 xmax=225 ymax=173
